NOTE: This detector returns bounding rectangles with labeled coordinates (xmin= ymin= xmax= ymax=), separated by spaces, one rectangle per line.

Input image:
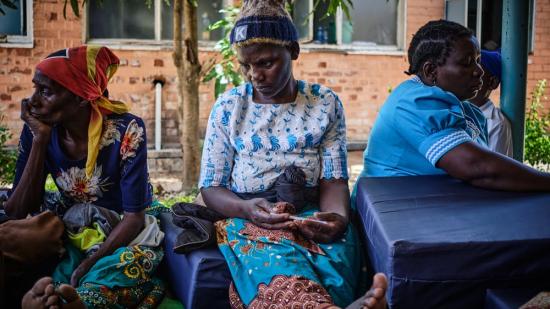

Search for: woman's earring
xmin=432 ymin=78 xmax=437 ymax=86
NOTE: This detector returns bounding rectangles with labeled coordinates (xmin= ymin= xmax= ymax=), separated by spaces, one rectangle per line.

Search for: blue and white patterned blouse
xmin=361 ymin=76 xmax=488 ymax=177
xmin=199 ymin=81 xmax=348 ymax=193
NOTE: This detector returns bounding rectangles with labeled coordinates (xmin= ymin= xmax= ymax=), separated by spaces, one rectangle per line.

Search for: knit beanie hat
xmin=480 ymin=49 xmax=502 ymax=81
xmin=230 ymin=0 xmax=298 ymax=47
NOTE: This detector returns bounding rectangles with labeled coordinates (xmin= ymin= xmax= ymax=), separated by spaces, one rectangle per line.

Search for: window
xmin=291 ymin=0 xmax=404 ymax=50
xmin=445 ymin=0 xmax=536 ymax=52
xmin=87 ymin=0 xmax=223 ymax=44
xmin=0 ymin=0 xmax=33 ymax=47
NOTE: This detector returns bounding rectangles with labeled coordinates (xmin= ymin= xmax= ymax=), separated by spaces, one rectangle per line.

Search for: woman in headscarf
xmin=4 ymin=46 xmax=164 ymax=308
xmin=198 ymin=1 xmax=387 ymax=308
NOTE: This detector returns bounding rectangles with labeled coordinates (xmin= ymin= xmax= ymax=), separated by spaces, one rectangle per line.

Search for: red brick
xmin=154 ymin=59 xmax=164 ymax=67
xmin=8 ymin=85 xmax=22 ymax=92
xmin=16 ymin=49 xmax=31 ymax=57
xmin=8 ymin=68 xmax=32 ymax=75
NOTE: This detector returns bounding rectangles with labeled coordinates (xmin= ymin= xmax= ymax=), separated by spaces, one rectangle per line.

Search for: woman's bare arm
xmin=438 ymin=142 xmax=550 ymax=191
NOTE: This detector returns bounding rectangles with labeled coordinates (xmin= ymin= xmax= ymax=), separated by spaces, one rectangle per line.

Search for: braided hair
xmin=406 ymin=20 xmax=473 ymax=76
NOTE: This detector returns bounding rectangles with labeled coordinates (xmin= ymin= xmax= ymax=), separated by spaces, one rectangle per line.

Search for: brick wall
xmin=527 ymin=0 xmax=550 ymax=100
xmin=1 ymin=0 xmax=549 ymax=148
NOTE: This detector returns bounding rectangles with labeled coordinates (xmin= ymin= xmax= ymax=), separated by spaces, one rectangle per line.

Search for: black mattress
xmin=356 ymin=175 xmax=550 ymax=309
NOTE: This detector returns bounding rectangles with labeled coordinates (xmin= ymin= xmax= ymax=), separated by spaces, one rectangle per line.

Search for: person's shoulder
xmin=220 ymin=83 xmax=251 ymax=101
xmin=297 ymin=80 xmax=341 ymax=111
xmin=106 ymin=112 xmax=145 ymax=126
xmin=103 ymin=113 xmax=146 ymax=137
xmin=493 ymin=106 xmax=512 ymax=128
xmin=213 ymin=83 xmax=250 ymax=110
xmin=399 ymin=77 xmax=462 ymax=109
xmin=298 ymin=80 xmax=337 ymax=97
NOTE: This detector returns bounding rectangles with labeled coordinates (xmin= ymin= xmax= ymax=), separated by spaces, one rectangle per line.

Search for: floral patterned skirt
xmin=50 ymin=205 xmax=168 ymax=308
xmin=216 ymin=207 xmax=361 ymax=308
xmin=52 ymin=244 xmax=164 ymax=308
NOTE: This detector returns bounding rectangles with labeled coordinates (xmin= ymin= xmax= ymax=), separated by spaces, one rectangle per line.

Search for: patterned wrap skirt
xmin=216 ymin=206 xmax=361 ymax=308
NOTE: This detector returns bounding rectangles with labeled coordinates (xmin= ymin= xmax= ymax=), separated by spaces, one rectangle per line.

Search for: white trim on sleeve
xmin=426 ymin=131 xmax=472 ymax=166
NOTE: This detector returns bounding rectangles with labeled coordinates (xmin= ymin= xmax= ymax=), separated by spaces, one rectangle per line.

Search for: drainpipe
xmin=153 ymin=77 xmax=166 ymax=151
xmin=500 ymin=0 xmax=529 ymax=161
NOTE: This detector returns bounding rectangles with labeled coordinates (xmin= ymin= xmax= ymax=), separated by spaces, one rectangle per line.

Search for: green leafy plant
xmin=202 ymin=5 xmax=243 ymax=98
xmin=159 ymin=188 xmax=198 ymax=207
xmin=0 ymin=117 xmax=17 ymax=186
xmin=312 ymin=0 xmax=353 ymax=20
xmin=525 ymin=79 xmax=550 ymax=171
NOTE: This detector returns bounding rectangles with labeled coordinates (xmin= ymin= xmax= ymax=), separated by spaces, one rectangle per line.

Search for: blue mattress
xmin=159 ymin=212 xmax=231 ymax=309
xmin=356 ymin=175 xmax=550 ymax=309
xmin=485 ymin=288 xmax=543 ymax=309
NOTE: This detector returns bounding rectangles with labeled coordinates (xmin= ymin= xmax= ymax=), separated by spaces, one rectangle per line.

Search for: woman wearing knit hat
xmin=5 ymin=46 xmax=164 ymax=308
xmin=199 ymin=1 xmax=386 ymax=308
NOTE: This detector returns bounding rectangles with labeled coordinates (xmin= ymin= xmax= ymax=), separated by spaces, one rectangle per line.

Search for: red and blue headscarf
xmin=36 ymin=45 xmax=129 ymax=178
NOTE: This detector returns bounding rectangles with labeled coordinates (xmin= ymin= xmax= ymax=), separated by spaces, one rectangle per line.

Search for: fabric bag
xmin=0 ymin=211 xmax=64 ymax=264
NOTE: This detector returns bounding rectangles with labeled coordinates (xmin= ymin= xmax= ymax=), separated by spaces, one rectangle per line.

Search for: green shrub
xmin=525 ymin=79 xmax=550 ymax=171
xmin=159 ymin=190 xmax=198 ymax=207
xmin=0 ymin=118 xmax=17 ymax=186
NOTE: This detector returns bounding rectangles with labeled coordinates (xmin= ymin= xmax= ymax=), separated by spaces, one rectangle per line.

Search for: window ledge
xmin=86 ymin=39 xmax=218 ymax=52
xmin=0 ymin=36 xmax=33 ymax=48
xmin=300 ymin=43 xmax=405 ymax=56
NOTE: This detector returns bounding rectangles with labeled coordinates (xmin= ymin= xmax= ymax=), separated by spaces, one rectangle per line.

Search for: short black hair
xmin=406 ymin=20 xmax=473 ymax=75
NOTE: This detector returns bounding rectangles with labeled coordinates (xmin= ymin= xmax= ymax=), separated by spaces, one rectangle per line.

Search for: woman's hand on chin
xmin=21 ymin=98 xmax=52 ymax=143
xmin=242 ymin=198 xmax=294 ymax=230
xmin=295 ymin=212 xmax=348 ymax=243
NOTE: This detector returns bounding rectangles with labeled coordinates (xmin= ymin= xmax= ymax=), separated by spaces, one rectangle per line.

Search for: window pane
xmin=199 ymin=1 xmax=223 ymax=41
xmin=0 ymin=0 xmax=26 ymax=36
xmin=161 ymin=0 xmax=223 ymax=41
xmin=346 ymin=0 xmax=398 ymax=46
xmin=292 ymin=0 xmax=312 ymax=41
xmin=480 ymin=0 xmax=502 ymax=50
xmin=467 ymin=0 xmax=478 ymax=36
xmin=161 ymin=1 xmax=174 ymax=40
xmin=312 ymin=1 xmax=336 ymax=44
xmin=89 ymin=0 xmax=155 ymax=40
xmin=445 ymin=0 xmax=467 ymax=26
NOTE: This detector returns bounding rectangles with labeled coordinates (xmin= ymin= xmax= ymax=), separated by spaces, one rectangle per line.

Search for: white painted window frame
xmin=445 ymin=0 xmax=536 ymax=53
xmin=85 ymin=0 xmax=226 ymax=51
xmin=298 ymin=0 xmax=406 ymax=55
xmin=0 ymin=0 xmax=33 ymax=48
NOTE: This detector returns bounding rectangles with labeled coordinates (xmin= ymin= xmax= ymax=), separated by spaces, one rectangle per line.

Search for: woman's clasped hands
xmin=242 ymin=198 xmax=347 ymax=243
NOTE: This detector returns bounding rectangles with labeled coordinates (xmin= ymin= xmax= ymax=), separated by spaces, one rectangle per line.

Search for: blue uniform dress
xmin=351 ymin=76 xmax=488 ymax=208
xmin=361 ymin=76 xmax=488 ymax=177
xmin=12 ymin=113 xmax=165 ymax=308
xmin=199 ymin=81 xmax=360 ymax=307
